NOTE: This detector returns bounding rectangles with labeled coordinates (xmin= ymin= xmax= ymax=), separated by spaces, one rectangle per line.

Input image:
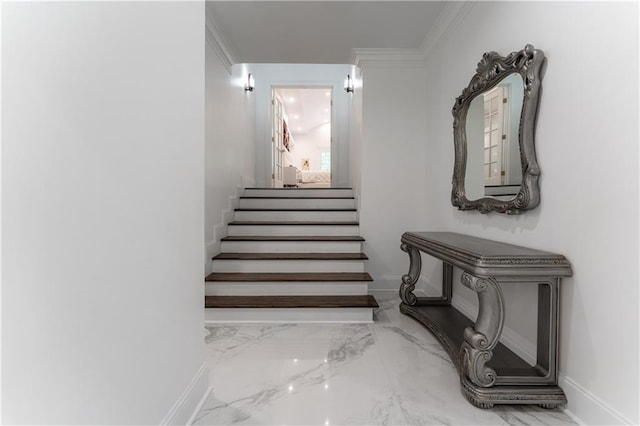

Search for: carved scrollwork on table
xmin=399 ymin=243 xmax=422 ymax=305
xmin=459 ymin=272 xmax=505 ymax=388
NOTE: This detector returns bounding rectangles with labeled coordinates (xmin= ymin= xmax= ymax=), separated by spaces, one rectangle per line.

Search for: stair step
xmin=205 ymin=295 xmax=378 ymax=308
xmin=234 ymin=209 xmax=357 ymax=222
xmin=221 ymin=236 xmax=364 ymax=242
xmin=235 ymin=208 xmax=356 ymax=212
xmin=213 ymin=253 xmax=368 ymax=260
xmin=239 ymin=197 xmax=355 ymax=210
xmin=205 ymin=272 xmax=373 ymax=282
xmin=228 ymin=221 xmax=359 ymax=236
xmin=211 ymin=253 xmax=368 ymax=273
xmin=244 ymin=188 xmax=353 ymax=198
xmin=229 ymin=221 xmax=359 ymax=225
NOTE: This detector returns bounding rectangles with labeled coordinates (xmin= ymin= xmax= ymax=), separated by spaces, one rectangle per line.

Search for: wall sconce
xmin=244 ymin=73 xmax=255 ymax=92
xmin=344 ymin=74 xmax=354 ymax=93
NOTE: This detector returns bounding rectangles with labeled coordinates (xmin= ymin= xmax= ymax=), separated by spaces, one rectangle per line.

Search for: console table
xmin=399 ymin=232 xmax=572 ymax=408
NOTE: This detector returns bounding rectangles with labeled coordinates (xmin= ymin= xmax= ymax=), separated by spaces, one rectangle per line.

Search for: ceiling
xmin=206 ymin=1 xmax=447 ymax=64
xmin=275 ymin=87 xmax=332 ymax=140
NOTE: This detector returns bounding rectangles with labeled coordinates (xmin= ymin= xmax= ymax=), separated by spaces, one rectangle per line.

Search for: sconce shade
xmin=344 ymin=74 xmax=354 ymax=93
xmin=245 ymin=73 xmax=255 ymax=92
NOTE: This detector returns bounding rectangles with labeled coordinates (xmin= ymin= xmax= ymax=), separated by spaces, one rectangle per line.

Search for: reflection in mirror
xmin=464 ymin=73 xmax=524 ymax=201
xmin=451 ymin=44 xmax=545 ymax=214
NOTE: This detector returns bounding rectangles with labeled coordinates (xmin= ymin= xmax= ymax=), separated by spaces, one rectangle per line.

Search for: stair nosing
xmin=221 ymin=236 xmax=364 ymax=242
xmin=205 ymin=272 xmax=373 ymax=282
xmin=204 ymin=295 xmax=379 ymax=309
xmin=235 ymin=208 xmax=357 ymax=212
xmin=229 ymin=221 xmax=359 ymax=226
xmin=239 ymin=196 xmax=354 ymax=200
xmin=212 ymin=252 xmax=369 ymax=261
xmin=244 ymin=187 xmax=353 ymax=190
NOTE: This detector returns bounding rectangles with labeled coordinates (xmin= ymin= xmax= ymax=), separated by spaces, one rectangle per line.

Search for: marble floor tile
xmin=194 ymin=291 xmax=576 ymax=426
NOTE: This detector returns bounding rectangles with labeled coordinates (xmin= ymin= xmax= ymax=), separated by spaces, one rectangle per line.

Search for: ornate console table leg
xmin=399 ymin=243 xmax=421 ymax=305
xmin=460 ymin=272 xmax=505 ymax=393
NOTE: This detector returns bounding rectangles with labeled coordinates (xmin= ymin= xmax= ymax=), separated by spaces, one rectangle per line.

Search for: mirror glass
xmin=463 ymin=73 xmax=524 ymax=201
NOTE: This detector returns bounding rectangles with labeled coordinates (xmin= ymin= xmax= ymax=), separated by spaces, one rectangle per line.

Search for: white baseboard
xmin=160 ymin=362 xmax=210 ymax=426
xmin=560 ymin=375 xmax=634 ymax=425
xmin=205 ymin=307 xmax=374 ymax=323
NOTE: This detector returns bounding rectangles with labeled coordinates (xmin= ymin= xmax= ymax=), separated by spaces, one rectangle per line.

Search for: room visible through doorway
xmin=271 ymin=87 xmax=332 ymax=188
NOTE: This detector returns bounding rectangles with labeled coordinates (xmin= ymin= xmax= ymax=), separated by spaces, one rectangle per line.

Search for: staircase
xmin=204 ymin=187 xmax=378 ymax=323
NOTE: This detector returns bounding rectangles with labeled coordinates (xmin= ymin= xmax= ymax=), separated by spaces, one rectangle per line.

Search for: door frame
xmin=270 ymin=84 xmax=336 ymax=188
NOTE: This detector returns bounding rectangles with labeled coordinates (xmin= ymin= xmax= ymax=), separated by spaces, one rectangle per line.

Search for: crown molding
xmin=205 ymin=13 xmax=236 ymax=73
xmin=420 ymin=1 xmax=476 ymax=58
xmin=350 ymin=2 xmax=474 ymax=70
xmin=350 ymin=48 xmax=426 ymax=69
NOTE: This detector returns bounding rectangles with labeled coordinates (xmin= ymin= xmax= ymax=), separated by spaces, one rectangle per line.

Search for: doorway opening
xmin=271 ymin=87 xmax=332 ymax=188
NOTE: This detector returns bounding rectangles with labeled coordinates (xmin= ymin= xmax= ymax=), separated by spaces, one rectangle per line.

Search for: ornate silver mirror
xmin=451 ymin=44 xmax=545 ymax=214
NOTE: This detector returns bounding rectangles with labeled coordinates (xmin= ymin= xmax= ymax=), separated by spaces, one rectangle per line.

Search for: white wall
xmin=247 ymin=64 xmax=352 ymax=188
xmin=290 ymin=123 xmax=331 ymax=171
xmin=205 ymin=30 xmax=256 ymax=273
xmin=2 ymin=2 xmax=207 ymax=423
xmin=358 ymin=66 xmax=430 ymax=289
xmin=348 ymin=67 xmax=364 ymax=209
xmin=420 ymin=2 xmax=638 ymax=424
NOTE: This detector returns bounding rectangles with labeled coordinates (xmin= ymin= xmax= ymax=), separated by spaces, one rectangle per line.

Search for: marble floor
xmin=194 ymin=292 xmax=576 ymax=425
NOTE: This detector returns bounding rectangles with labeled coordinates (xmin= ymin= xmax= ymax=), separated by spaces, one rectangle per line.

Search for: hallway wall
xmin=2 ymin=2 xmax=207 ymax=423
xmin=358 ymin=65 xmax=431 ymax=289
xmin=420 ymin=2 xmax=638 ymax=424
xmin=205 ymin=32 xmax=256 ymax=272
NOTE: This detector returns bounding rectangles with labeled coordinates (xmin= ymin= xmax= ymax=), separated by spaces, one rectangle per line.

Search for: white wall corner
xmin=559 ymin=375 xmax=635 ymax=426
xmin=351 ymin=48 xmax=427 ymax=69
xmin=207 ymin=177 xmax=251 ymax=274
xmin=369 ymin=276 xmax=402 ymax=291
xmin=159 ymin=362 xmax=210 ymax=426
xmin=205 ymin=13 xmax=236 ymax=74
xmin=419 ymin=1 xmax=476 ymax=58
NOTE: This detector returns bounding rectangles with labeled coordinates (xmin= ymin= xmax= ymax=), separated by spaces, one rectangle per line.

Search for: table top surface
xmin=402 ymin=232 xmax=572 ymax=276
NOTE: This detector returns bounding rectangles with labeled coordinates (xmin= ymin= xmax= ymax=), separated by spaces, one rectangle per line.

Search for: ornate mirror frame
xmin=451 ymin=44 xmax=545 ymax=214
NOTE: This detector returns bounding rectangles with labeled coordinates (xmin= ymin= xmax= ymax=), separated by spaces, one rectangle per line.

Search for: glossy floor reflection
xmin=194 ymin=292 xmax=575 ymax=425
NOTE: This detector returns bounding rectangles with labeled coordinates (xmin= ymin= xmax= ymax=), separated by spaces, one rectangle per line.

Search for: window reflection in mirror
xmin=464 ymin=73 xmax=524 ymax=201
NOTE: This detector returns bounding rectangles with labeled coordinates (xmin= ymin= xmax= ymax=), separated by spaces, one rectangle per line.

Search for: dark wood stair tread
xmin=229 ymin=221 xmax=359 ymax=226
xmin=213 ymin=253 xmax=368 ymax=260
xmin=235 ymin=208 xmax=357 ymax=211
xmin=205 ymin=272 xmax=373 ymax=282
xmin=245 ymin=187 xmax=353 ymax=190
xmin=240 ymin=196 xmax=354 ymax=200
xmin=221 ymin=236 xmax=364 ymax=242
xmin=205 ymin=295 xmax=378 ymax=309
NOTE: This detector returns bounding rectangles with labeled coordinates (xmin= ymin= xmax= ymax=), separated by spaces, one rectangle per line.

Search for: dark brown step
xmin=205 ymin=295 xmax=378 ymax=309
xmin=205 ymin=272 xmax=373 ymax=282
xmin=229 ymin=221 xmax=359 ymax=226
xmin=240 ymin=196 xmax=355 ymax=200
xmin=245 ymin=187 xmax=353 ymax=190
xmin=213 ymin=253 xmax=368 ymax=261
xmin=221 ymin=236 xmax=364 ymax=242
xmin=235 ymin=208 xmax=357 ymax=212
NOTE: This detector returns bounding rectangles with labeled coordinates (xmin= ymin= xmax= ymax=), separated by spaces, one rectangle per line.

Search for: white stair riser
xmin=235 ymin=210 xmax=357 ymax=221
xmin=212 ymin=259 xmax=365 ymax=273
xmin=228 ymin=224 xmax=359 ymax=237
xmin=205 ymin=307 xmax=373 ymax=323
xmin=244 ymin=189 xmax=353 ymax=198
xmin=221 ymin=241 xmax=362 ymax=253
xmin=239 ymin=198 xmax=355 ymax=209
xmin=206 ymin=282 xmax=369 ymax=296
